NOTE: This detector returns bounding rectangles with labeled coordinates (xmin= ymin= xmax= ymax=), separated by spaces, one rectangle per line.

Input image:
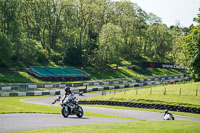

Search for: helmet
xmin=165 ymin=109 xmax=168 ymax=113
xmin=64 ymin=87 xmax=70 ymax=92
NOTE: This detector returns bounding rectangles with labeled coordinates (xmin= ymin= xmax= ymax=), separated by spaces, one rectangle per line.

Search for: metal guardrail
xmin=0 ymin=74 xmax=190 ymax=96
xmin=0 ymin=74 xmax=190 ymax=91
xmin=0 ymin=90 xmax=61 ymax=97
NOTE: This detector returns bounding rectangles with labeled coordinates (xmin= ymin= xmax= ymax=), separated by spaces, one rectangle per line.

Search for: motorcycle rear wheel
xmin=76 ymin=106 xmax=83 ymax=118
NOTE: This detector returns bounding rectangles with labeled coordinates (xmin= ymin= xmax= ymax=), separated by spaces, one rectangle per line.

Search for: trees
xmin=183 ymin=10 xmax=200 ymax=81
xmin=94 ymin=23 xmax=124 ymax=70
xmin=185 ymin=26 xmax=200 ymax=80
xmin=0 ymin=32 xmax=13 ymax=66
xmin=146 ymin=23 xmax=172 ymax=62
xmin=171 ymin=26 xmax=187 ymax=67
xmin=18 ymin=38 xmax=49 ymax=66
xmin=0 ymin=0 xmax=185 ymax=70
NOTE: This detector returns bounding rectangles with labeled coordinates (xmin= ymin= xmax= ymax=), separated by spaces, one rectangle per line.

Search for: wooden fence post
xmin=164 ymin=88 xmax=166 ymax=95
xmin=150 ymin=87 xmax=152 ymax=95
xmin=196 ymin=88 xmax=198 ymax=96
xmin=179 ymin=88 xmax=181 ymax=95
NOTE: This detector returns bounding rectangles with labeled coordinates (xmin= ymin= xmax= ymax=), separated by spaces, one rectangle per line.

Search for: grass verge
xmin=81 ymin=105 xmax=200 ymax=119
xmin=90 ymin=67 xmax=185 ymax=80
xmin=0 ymin=67 xmax=185 ymax=83
xmin=84 ymin=82 xmax=200 ymax=108
xmin=0 ymin=96 xmax=60 ymax=114
xmin=12 ymin=120 xmax=200 ymax=133
xmin=0 ymin=96 xmax=136 ymax=120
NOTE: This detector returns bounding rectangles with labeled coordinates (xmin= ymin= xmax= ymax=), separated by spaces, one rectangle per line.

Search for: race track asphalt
xmin=0 ymin=113 xmax=134 ymax=133
xmin=1 ymin=91 xmax=200 ymax=133
xmin=22 ymin=93 xmax=200 ymax=122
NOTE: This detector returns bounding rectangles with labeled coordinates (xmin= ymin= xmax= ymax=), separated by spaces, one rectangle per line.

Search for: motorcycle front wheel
xmin=76 ymin=106 xmax=83 ymax=118
xmin=61 ymin=106 xmax=70 ymax=118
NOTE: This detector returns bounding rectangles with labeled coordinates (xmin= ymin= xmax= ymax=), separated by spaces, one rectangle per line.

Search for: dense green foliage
xmin=1 ymin=0 xmax=200 ymax=81
xmin=0 ymin=0 xmax=190 ymax=69
xmin=174 ymin=11 xmax=200 ymax=81
xmin=185 ymin=25 xmax=200 ymax=80
xmin=0 ymin=32 xmax=13 ymax=66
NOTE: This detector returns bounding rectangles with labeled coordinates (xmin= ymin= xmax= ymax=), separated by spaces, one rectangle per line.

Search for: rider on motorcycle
xmin=62 ymin=87 xmax=77 ymax=105
xmin=52 ymin=86 xmax=78 ymax=107
xmin=164 ymin=109 xmax=175 ymax=120
xmin=52 ymin=86 xmax=83 ymax=118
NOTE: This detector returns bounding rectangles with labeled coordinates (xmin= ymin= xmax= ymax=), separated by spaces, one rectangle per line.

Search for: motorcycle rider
xmin=52 ymin=86 xmax=78 ymax=107
xmin=62 ymin=86 xmax=77 ymax=104
xmin=164 ymin=109 xmax=174 ymax=120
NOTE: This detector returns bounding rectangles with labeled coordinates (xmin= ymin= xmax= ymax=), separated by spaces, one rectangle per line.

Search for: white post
xmin=26 ymin=83 xmax=27 ymax=92
xmin=18 ymin=83 xmax=19 ymax=93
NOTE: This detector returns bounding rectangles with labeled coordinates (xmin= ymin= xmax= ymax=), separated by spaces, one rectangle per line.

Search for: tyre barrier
xmin=79 ymin=100 xmax=200 ymax=114
xmin=0 ymin=90 xmax=61 ymax=97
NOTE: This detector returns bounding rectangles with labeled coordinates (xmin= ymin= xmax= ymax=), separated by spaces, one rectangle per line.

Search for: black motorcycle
xmin=52 ymin=96 xmax=83 ymax=118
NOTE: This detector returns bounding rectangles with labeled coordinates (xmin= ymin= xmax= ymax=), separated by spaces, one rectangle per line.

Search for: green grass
xmin=12 ymin=121 xmax=200 ymax=133
xmin=90 ymin=67 xmax=185 ymax=80
xmin=81 ymin=105 xmax=200 ymax=119
xmin=84 ymin=82 xmax=200 ymax=108
xmin=146 ymin=68 xmax=185 ymax=76
xmin=0 ymin=96 xmax=136 ymax=120
xmin=0 ymin=72 xmax=32 ymax=83
xmin=0 ymin=96 xmax=60 ymax=114
xmin=0 ymin=72 xmax=83 ymax=84
xmin=18 ymin=72 xmax=46 ymax=83
xmin=0 ymin=66 xmax=185 ymax=83
xmin=89 ymin=67 xmax=145 ymax=80
xmin=0 ymin=72 xmax=45 ymax=83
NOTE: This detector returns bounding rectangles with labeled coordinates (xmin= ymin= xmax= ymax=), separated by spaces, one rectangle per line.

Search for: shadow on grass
xmin=90 ymin=67 xmax=144 ymax=80
xmin=90 ymin=70 xmax=126 ymax=80
xmin=143 ymin=68 xmax=186 ymax=77
xmin=0 ymin=73 xmax=33 ymax=83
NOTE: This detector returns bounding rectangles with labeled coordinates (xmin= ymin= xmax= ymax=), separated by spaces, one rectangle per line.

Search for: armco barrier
xmin=0 ymin=74 xmax=190 ymax=91
xmin=0 ymin=90 xmax=60 ymax=97
xmin=71 ymin=89 xmax=87 ymax=94
xmin=70 ymin=74 xmax=190 ymax=87
xmin=79 ymin=100 xmax=200 ymax=114
xmin=0 ymin=83 xmax=67 ymax=91
xmin=83 ymin=78 xmax=188 ymax=93
xmin=0 ymin=76 xmax=187 ymax=96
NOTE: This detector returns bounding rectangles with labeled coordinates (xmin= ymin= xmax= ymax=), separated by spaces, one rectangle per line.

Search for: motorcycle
xmin=52 ymin=96 xmax=84 ymax=118
xmin=164 ymin=113 xmax=175 ymax=120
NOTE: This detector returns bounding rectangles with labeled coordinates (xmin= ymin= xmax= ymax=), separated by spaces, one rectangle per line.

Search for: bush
xmin=18 ymin=38 xmax=49 ymax=66
xmin=0 ymin=32 xmax=13 ymax=66
xmin=50 ymin=51 xmax=63 ymax=65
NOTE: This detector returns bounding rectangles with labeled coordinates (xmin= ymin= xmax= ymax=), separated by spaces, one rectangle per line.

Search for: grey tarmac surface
xmin=2 ymin=91 xmax=200 ymax=133
xmin=22 ymin=93 xmax=200 ymax=122
xmin=0 ymin=113 xmax=135 ymax=133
